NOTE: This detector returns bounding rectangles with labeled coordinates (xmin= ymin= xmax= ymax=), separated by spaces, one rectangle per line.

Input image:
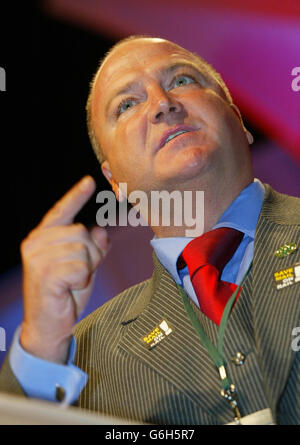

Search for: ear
xmin=245 ymin=130 xmax=254 ymax=145
xmin=101 ymin=160 xmax=113 ymax=184
xmin=230 ymin=103 xmax=244 ymax=123
xmin=230 ymin=103 xmax=254 ymax=145
xmin=101 ymin=160 xmax=127 ymax=202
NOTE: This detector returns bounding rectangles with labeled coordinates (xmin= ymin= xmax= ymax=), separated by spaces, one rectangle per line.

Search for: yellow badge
xmin=142 ymin=319 xmax=173 ymax=349
xmin=273 ymin=263 xmax=300 ymax=290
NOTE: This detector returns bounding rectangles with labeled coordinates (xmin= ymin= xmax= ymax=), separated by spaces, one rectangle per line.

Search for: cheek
xmin=180 ymin=90 xmax=212 ymax=124
xmin=110 ymin=119 xmax=149 ymax=184
xmin=115 ymin=117 xmax=149 ymax=171
xmin=116 ymin=113 xmax=146 ymax=152
xmin=189 ymin=91 xmax=235 ymax=136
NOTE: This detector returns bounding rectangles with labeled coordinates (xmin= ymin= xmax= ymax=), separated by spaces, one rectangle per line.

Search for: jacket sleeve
xmin=0 ymin=354 xmax=26 ymax=397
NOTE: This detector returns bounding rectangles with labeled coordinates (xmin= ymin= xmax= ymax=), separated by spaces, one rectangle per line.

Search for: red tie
xmin=178 ymin=228 xmax=244 ymax=325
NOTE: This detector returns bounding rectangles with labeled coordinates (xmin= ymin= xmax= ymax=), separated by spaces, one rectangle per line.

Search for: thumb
xmin=90 ymin=226 xmax=111 ymax=257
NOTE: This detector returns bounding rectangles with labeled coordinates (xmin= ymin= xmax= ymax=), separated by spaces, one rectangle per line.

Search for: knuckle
xmin=21 ymin=228 xmax=44 ymax=254
xmin=26 ymin=227 xmax=37 ymax=239
xmin=20 ymin=236 xmax=34 ymax=256
xmin=20 ymin=238 xmax=28 ymax=253
xmin=73 ymin=223 xmax=87 ymax=237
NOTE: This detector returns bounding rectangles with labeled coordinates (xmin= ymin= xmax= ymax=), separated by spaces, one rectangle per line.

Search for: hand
xmin=20 ymin=176 xmax=110 ymax=363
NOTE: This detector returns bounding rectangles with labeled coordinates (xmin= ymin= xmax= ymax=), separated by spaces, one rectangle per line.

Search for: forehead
xmin=101 ymin=39 xmax=195 ymax=80
xmin=92 ymin=39 xmax=203 ymax=115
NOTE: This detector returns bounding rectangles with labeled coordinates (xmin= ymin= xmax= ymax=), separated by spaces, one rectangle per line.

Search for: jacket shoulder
xmin=262 ymin=184 xmax=300 ymax=225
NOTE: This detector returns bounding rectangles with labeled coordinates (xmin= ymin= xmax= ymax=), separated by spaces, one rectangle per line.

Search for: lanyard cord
xmin=176 ymin=261 xmax=253 ymax=419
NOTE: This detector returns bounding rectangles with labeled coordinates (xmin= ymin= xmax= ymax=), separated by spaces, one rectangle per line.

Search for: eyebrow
xmin=105 ymin=62 xmax=205 ymax=115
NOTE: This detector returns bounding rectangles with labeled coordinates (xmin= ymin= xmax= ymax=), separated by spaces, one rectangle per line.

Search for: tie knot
xmin=179 ymin=227 xmax=243 ymax=279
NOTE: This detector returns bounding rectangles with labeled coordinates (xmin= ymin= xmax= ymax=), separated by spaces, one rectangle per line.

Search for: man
xmin=0 ymin=36 xmax=299 ymax=425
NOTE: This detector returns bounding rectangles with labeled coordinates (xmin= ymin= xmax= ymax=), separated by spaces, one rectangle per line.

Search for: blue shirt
xmin=9 ymin=327 xmax=87 ymax=405
xmin=9 ymin=179 xmax=265 ymax=404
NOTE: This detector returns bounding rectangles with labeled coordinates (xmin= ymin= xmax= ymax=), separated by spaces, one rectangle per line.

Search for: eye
xmin=117 ymin=98 xmax=137 ymax=116
xmin=172 ymin=75 xmax=196 ymax=89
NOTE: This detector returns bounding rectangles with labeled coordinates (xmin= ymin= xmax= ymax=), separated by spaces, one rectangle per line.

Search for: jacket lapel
xmin=118 ymin=254 xmax=233 ymax=423
xmin=252 ymin=186 xmax=300 ymax=418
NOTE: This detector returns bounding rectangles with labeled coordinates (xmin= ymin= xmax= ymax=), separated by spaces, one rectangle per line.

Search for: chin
xmin=157 ymin=145 xmax=210 ymax=185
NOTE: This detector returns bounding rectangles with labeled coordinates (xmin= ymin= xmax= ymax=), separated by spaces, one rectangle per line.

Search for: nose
xmin=149 ymin=86 xmax=183 ymax=123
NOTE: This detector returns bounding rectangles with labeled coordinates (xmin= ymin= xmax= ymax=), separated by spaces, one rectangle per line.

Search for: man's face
xmin=91 ymin=38 xmax=250 ymax=195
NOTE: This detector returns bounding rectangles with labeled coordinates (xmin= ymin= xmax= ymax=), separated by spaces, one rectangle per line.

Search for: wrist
xmin=20 ymin=323 xmax=72 ymax=364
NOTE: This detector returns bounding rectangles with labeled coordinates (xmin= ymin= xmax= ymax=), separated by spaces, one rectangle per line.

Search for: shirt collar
xmin=150 ymin=178 xmax=265 ymax=284
xmin=212 ymin=178 xmax=265 ymax=238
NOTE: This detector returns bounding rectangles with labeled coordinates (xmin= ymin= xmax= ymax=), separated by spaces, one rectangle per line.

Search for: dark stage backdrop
xmin=1 ymin=2 xmax=116 ymax=274
xmin=0 ymin=1 xmax=299 ymax=365
xmin=1 ymin=1 xmax=300 ymax=275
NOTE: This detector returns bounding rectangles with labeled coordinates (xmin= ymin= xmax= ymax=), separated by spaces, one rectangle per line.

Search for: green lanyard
xmin=176 ymin=261 xmax=253 ymax=421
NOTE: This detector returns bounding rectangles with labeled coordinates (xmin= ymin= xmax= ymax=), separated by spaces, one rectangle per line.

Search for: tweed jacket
xmin=0 ymin=185 xmax=299 ymax=425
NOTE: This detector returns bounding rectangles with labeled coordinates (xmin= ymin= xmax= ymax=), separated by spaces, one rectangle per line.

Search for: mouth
xmin=159 ymin=125 xmax=197 ymax=150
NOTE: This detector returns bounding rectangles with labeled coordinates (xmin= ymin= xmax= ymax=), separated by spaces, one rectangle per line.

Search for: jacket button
xmin=55 ymin=384 xmax=66 ymax=402
xmin=232 ymin=352 xmax=245 ymax=366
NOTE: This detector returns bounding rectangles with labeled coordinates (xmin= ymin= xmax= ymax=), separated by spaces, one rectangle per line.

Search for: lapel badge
xmin=142 ymin=319 xmax=173 ymax=350
xmin=275 ymin=243 xmax=297 ymax=258
xmin=274 ymin=262 xmax=300 ymax=290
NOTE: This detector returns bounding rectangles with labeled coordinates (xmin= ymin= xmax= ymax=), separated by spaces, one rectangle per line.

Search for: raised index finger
xmin=38 ymin=176 xmax=96 ymax=229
